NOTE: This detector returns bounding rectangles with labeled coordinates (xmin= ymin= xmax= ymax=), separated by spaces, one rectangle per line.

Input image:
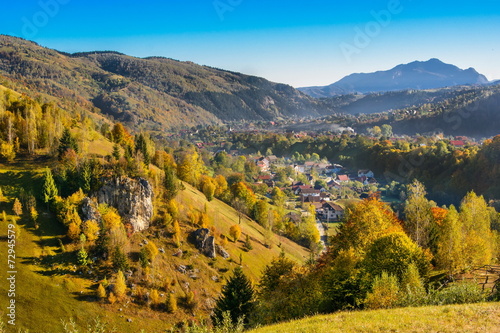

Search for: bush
xmin=428 ymin=280 xmax=486 ymax=305
xmin=364 ymin=271 xmax=400 ymax=309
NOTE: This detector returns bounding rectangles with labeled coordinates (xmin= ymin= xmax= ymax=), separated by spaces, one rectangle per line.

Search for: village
xmin=248 ymin=154 xmax=382 ymax=243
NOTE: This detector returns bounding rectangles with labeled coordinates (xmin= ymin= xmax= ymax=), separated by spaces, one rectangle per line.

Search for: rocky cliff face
xmin=97 ymin=177 xmax=153 ymax=232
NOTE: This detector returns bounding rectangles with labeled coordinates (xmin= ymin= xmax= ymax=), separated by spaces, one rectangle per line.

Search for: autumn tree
xmin=172 ymin=220 xmax=181 ymax=247
xmin=150 ymin=289 xmax=159 ymax=307
xmin=404 ymin=180 xmax=435 ymax=249
xmin=322 ymin=247 xmax=366 ymax=312
xmin=459 ymin=192 xmax=493 ymax=269
xmin=362 ymin=232 xmax=431 ymax=281
xmin=77 ymin=246 xmax=89 ymax=266
xmin=231 ymin=182 xmax=256 ymax=215
xmin=97 ymin=283 xmax=106 ymax=300
xmin=253 ymin=199 xmax=270 ymax=227
xmin=114 ymin=270 xmax=127 ymax=301
xmin=398 ymin=262 xmax=426 ymax=306
xmin=202 ymin=178 xmax=216 ymax=201
xmin=0 ymin=141 xmax=15 ymax=161
xmin=332 ymin=197 xmax=402 ymax=254
xmin=165 ymin=293 xmax=177 ymax=313
xmin=177 ymin=149 xmax=204 ymax=187
xmin=140 ymin=241 xmax=159 ymax=267
xmin=300 ymin=204 xmax=320 ymax=249
xmin=82 ymin=220 xmax=99 ymax=242
xmin=12 ymin=198 xmax=22 ymax=216
xmin=435 ymin=206 xmax=464 ymax=274
xmin=229 ymin=224 xmax=242 ymax=242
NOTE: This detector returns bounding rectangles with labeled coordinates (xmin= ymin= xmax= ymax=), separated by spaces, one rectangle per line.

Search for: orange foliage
xmin=431 ymin=207 xmax=448 ymax=227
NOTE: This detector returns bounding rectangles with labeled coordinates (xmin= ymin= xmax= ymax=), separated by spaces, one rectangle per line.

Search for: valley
xmin=0 ymin=35 xmax=498 ymax=333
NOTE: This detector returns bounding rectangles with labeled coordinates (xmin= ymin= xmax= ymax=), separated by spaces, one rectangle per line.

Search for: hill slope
xmin=249 ymin=302 xmax=500 ymax=333
xmin=299 ymin=59 xmax=489 ymax=97
xmin=0 ymin=35 xmax=331 ymax=132
xmin=0 ymin=167 xmax=309 ymax=332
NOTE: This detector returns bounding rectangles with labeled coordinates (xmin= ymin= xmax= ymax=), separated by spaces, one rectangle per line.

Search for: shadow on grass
xmin=72 ymin=291 xmax=100 ymax=303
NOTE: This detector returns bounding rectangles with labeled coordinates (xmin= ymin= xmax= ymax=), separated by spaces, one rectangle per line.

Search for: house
xmin=336 ymin=174 xmax=350 ymax=183
xmin=304 ymin=161 xmax=316 ymax=171
xmin=327 ymin=179 xmax=341 ymax=189
xmin=267 ymin=155 xmax=279 ymax=163
xmin=302 ymin=195 xmax=322 ymax=205
xmin=292 ymin=164 xmax=305 ymax=174
xmin=257 ymin=174 xmax=274 ymax=182
xmin=325 ymin=164 xmax=344 ymax=174
xmin=450 ymin=140 xmax=465 ymax=147
xmin=293 ymin=185 xmax=312 ymax=195
xmin=299 ymin=188 xmax=321 ymax=203
xmin=322 ymin=202 xmax=344 ymax=221
xmin=358 ymin=170 xmax=374 ymax=178
xmin=256 ymin=157 xmax=270 ymax=172
xmin=298 ymin=188 xmax=321 ymax=197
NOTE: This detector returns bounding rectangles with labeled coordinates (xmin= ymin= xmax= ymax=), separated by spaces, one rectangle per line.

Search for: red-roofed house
xmin=336 ymin=174 xmax=350 ymax=183
xmin=450 ymin=140 xmax=465 ymax=147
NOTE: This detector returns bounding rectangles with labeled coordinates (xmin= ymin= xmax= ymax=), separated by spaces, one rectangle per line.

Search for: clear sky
xmin=1 ymin=0 xmax=499 ymax=87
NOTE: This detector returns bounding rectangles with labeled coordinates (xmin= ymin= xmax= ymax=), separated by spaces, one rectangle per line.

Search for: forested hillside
xmin=0 ymin=35 xmax=331 ymax=132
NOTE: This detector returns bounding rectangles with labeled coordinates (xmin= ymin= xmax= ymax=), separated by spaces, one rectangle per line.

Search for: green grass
xmin=0 ymin=165 xmax=310 ymax=332
xmin=177 ymin=183 xmax=310 ymax=282
xmin=249 ymin=302 xmax=500 ymax=333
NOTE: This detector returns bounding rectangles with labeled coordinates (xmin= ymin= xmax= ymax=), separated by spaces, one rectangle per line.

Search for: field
xmin=249 ymin=302 xmax=500 ymax=333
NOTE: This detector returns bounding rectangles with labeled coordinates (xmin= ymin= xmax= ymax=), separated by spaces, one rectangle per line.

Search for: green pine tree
xmin=58 ymin=127 xmax=79 ymax=158
xmin=42 ymin=168 xmax=58 ymax=207
xmin=112 ymin=143 xmax=121 ymax=160
xmin=164 ymin=165 xmax=179 ymax=201
xmin=112 ymin=245 xmax=129 ymax=271
xmin=77 ymin=246 xmax=89 ymax=266
xmin=212 ymin=266 xmax=254 ymax=327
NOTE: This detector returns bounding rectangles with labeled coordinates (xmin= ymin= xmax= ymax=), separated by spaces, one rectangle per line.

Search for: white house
xmin=322 ymin=202 xmax=344 ymax=221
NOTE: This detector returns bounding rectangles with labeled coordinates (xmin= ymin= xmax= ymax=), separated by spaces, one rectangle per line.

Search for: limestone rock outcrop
xmin=97 ymin=176 xmax=153 ymax=232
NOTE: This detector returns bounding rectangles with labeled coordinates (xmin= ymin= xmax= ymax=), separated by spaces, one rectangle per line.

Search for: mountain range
xmin=0 ymin=35 xmax=331 ymax=131
xmin=0 ymin=35 xmax=497 ymax=137
xmin=299 ymin=59 xmax=489 ymax=98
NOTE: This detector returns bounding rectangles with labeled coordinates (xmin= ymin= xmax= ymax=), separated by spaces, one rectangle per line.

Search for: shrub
xmin=428 ymin=280 xmax=486 ymax=305
xmin=364 ymin=271 xmax=399 ymax=309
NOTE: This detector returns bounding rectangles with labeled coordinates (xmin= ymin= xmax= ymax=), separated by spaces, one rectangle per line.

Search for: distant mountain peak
xmin=299 ymin=59 xmax=489 ymax=98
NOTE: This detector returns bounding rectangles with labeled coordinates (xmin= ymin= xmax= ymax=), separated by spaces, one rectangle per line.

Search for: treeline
xmin=0 ymin=89 xmax=68 ymax=159
xmin=210 ymin=183 xmax=499 ymax=329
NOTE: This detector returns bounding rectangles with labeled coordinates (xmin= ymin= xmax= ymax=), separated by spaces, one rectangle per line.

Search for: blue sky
xmin=1 ymin=0 xmax=499 ymax=87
